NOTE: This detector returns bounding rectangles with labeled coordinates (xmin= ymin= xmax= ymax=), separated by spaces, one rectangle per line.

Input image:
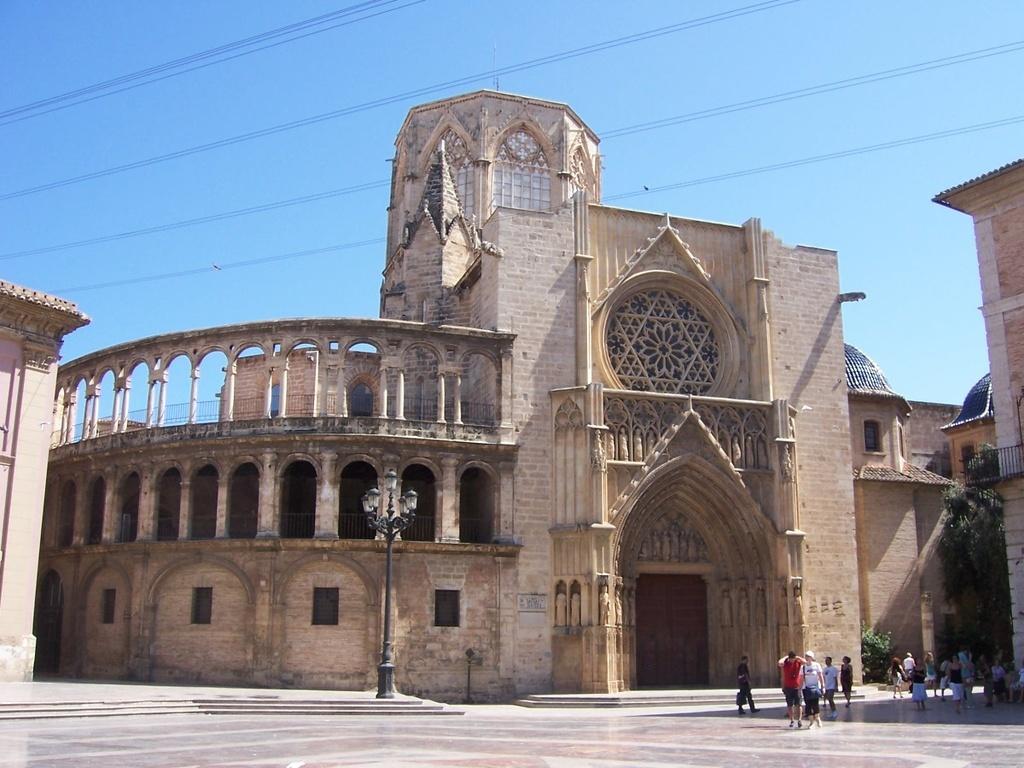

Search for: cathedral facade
xmin=38 ymin=91 xmax=903 ymax=699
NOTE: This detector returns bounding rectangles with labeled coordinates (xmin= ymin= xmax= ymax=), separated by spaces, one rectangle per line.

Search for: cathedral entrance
xmin=636 ymin=573 xmax=708 ymax=686
xmin=33 ymin=570 xmax=63 ymax=675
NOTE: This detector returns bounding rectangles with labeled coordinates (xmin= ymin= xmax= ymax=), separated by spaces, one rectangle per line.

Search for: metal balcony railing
xmin=964 ymin=444 xmax=1024 ymax=487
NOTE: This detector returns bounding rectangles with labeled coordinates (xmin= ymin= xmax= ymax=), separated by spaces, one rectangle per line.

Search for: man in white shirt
xmin=822 ymin=656 xmax=840 ymax=719
xmin=903 ymin=652 xmax=916 ymax=680
xmin=801 ymin=650 xmax=826 ymax=728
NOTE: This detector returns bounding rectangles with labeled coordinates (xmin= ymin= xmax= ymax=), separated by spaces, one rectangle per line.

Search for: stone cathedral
xmin=36 ymin=91 xmax=951 ymax=699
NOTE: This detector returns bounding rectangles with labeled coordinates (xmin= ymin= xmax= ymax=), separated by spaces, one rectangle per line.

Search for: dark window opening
xmin=459 ymin=467 xmax=494 ymax=543
xmin=87 ymin=477 xmax=105 ymax=544
xmin=312 ymin=587 xmax=340 ymax=625
xmin=401 ymin=464 xmax=435 ymax=542
xmin=339 ymin=461 xmax=377 ymax=539
xmin=228 ymin=463 xmax=260 ymax=538
xmin=270 ymin=384 xmax=281 ymax=417
xmin=101 ymin=588 xmax=116 ymax=624
xmin=191 ymin=587 xmax=213 ymax=624
xmin=434 ymin=589 xmax=460 ymax=627
xmin=191 ymin=465 xmax=218 ymax=540
xmin=117 ymin=473 xmax=140 ymax=543
xmin=157 ymin=468 xmax=182 ymax=541
xmin=58 ymin=481 xmax=76 ymax=548
xmin=863 ymin=420 xmax=881 ymax=452
xmin=350 ymin=382 xmax=374 ymax=417
xmin=280 ymin=461 xmax=317 ymax=538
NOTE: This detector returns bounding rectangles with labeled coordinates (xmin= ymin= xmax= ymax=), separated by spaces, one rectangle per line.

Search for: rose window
xmin=606 ymin=288 xmax=720 ymax=394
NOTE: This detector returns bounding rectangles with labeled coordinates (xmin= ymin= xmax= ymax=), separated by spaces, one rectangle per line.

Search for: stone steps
xmin=0 ymin=696 xmax=460 ymax=720
xmin=516 ymin=690 xmax=868 ymax=708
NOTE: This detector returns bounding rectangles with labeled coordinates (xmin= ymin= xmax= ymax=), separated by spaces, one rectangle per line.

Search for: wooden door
xmin=636 ymin=574 xmax=708 ymax=686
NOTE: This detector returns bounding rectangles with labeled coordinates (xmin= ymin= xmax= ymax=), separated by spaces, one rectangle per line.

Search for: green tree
xmin=938 ymin=478 xmax=1013 ymax=660
xmin=860 ymin=624 xmax=893 ymax=683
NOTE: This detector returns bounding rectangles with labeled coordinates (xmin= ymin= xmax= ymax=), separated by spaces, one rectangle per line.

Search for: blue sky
xmin=3 ymin=0 xmax=1022 ymax=406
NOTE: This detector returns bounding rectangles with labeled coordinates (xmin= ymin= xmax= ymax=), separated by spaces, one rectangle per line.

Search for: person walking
xmin=889 ymin=656 xmax=906 ymax=698
xmin=948 ymin=654 xmax=965 ymax=714
xmin=911 ymin=665 xmax=928 ymax=710
xmin=938 ymin=656 xmax=950 ymax=701
xmin=977 ymin=655 xmax=994 ymax=708
xmin=923 ymin=652 xmax=937 ymax=698
xmin=778 ymin=651 xmax=805 ymax=728
xmin=801 ymin=651 xmax=826 ymax=728
xmin=840 ymin=656 xmax=854 ymax=708
xmin=822 ymin=656 xmax=839 ymax=719
xmin=992 ymin=657 xmax=1008 ymax=702
xmin=736 ymin=655 xmax=758 ymax=714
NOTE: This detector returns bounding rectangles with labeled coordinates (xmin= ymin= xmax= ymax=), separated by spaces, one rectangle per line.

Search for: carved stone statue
xmin=570 ymin=591 xmax=582 ymax=627
xmin=598 ymin=583 xmax=610 ymax=626
xmin=555 ymin=591 xmax=567 ymax=627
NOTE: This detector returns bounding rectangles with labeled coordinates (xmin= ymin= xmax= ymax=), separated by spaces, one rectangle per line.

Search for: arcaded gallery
xmin=36 ymin=90 xmax=935 ymax=700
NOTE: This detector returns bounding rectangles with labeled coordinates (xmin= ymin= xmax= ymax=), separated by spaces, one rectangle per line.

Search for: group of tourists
xmin=738 ymin=645 xmax=1024 ymax=725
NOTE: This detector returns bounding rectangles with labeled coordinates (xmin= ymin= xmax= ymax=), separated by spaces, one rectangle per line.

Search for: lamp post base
xmin=376 ymin=662 xmax=396 ymax=699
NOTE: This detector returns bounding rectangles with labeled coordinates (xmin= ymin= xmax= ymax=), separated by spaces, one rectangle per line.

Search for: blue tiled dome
xmin=844 ymin=344 xmax=899 ymax=397
xmin=945 ymin=373 xmax=993 ymax=428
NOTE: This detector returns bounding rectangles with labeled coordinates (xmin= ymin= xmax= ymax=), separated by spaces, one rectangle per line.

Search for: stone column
xmin=146 ymin=378 xmax=156 ymax=427
xmin=225 ymin=360 xmax=236 ymax=421
xmin=336 ymin=360 xmax=347 ymax=416
xmin=264 ymin=369 xmax=274 ymax=418
xmin=496 ymin=461 xmax=516 ymax=543
xmin=101 ymin=472 xmax=118 ymax=543
xmin=452 ymin=374 xmax=462 ymax=424
xmin=119 ymin=380 xmax=131 ymax=431
xmin=257 ymin=452 xmax=278 ymax=537
xmin=179 ymin=478 xmax=192 ymax=540
xmin=110 ymin=386 xmax=122 ymax=434
xmin=215 ymin=471 xmax=230 ymax=538
xmin=136 ymin=467 xmax=156 ymax=541
xmin=279 ymin=361 xmax=289 ymax=418
xmin=436 ymin=372 xmax=446 ymax=424
xmin=72 ymin=475 xmax=89 ymax=546
xmin=440 ymin=456 xmax=460 ymax=543
xmin=156 ymin=373 xmax=168 ymax=427
xmin=378 ymin=368 xmax=389 ymax=418
xmin=87 ymin=384 xmax=100 ymax=438
xmin=188 ymin=369 xmax=200 ymax=424
xmin=500 ymin=349 xmax=513 ymax=429
xmin=63 ymin=395 xmax=76 ymax=443
xmin=395 ymin=370 xmax=405 ymax=421
xmin=316 ymin=452 xmax=339 ymax=539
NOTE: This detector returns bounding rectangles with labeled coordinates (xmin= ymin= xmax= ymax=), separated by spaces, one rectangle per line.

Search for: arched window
xmin=191 ymin=465 xmax=218 ymax=539
xmin=229 ymin=463 xmax=260 ymax=538
xmin=438 ymin=129 xmax=474 ymax=216
xmin=459 ymin=467 xmax=495 ymax=543
xmin=863 ymin=420 xmax=881 ymax=452
xmin=156 ymin=468 xmax=182 ymax=541
xmin=117 ymin=473 xmax=140 ymax=543
xmin=350 ymin=382 xmax=374 ymax=417
xmin=280 ymin=461 xmax=317 ymax=538
xmin=87 ymin=477 xmax=105 ymax=544
xmin=401 ymin=464 xmax=436 ymax=542
xmin=492 ymin=129 xmax=550 ymax=211
xmin=339 ymin=461 xmax=377 ymax=539
xmin=58 ymin=481 xmax=76 ymax=548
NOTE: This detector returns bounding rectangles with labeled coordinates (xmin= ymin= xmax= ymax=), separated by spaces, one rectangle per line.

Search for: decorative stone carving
xmin=606 ymin=288 xmax=719 ymax=394
xmin=782 ymin=443 xmax=794 ymax=481
xmin=23 ymin=344 xmax=58 ymax=372
xmin=637 ymin=513 xmax=709 ymax=563
xmin=721 ymin=587 xmax=733 ymax=627
xmin=554 ymin=581 xmax=567 ymax=627
xmin=590 ymin=430 xmax=607 ymax=470
xmin=598 ymin=581 xmax=610 ymax=626
xmin=555 ymin=399 xmax=583 ymax=430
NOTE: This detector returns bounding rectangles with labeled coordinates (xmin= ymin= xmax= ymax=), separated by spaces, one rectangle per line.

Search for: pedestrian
xmin=911 ymin=665 xmax=927 ymax=710
xmin=977 ymin=655 xmax=994 ymax=708
xmin=924 ymin=651 xmax=937 ymax=698
xmin=801 ymin=651 xmax=826 ymax=728
xmin=778 ymin=650 xmax=805 ymax=728
xmin=992 ymin=657 xmax=1008 ymax=702
xmin=823 ymin=656 xmax=839 ymax=719
xmin=840 ymin=656 xmax=854 ymax=708
xmin=948 ymin=654 xmax=964 ymax=714
xmin=736 ymin=655 xmax=758 ymax=714
xmin=963 ymin=652 xmax=975 ymax=708
xmin=903 ymin=651 xmax=916 ymax=682
xmin=938 ymin=656 xmax=950 ymax=701
xmin=889 ymin=656 xmax=906 ymax=698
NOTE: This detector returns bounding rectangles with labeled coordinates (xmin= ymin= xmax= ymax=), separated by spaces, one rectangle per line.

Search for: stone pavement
xmin=0 ymin=683 xmax=1022 ymax=767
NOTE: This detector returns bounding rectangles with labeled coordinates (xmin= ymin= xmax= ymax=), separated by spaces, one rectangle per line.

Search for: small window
xmin=312 ymin=587 xmax=339 ymax=625
xmin=350 ymin=383 xmax=373 ymax=417
xmin=101 ymin=588 xmax=116 ymax=624
xmin=961 ymin=443 xmax=976 ymax=470
xmin=191 ymin=587 xmax=213 ymax=625
xmin=434 ymin=589 xmax=460 ymax=627
xmin=270 ymin=384 xmax=281 ymax=417
xmin=863 ymin=420 xmax=880 ymax=452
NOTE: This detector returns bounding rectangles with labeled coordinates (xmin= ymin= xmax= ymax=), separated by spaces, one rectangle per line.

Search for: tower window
xmin=492 ymin=130 xmax=550 ymax=212
xmin=434 ymin=589 xmax=460 ymax=627
xmin=312 ymin=587 xmax=340 ymax=625
xmin=101 ymin=588 xmax=116 ymax=624
xmin=864 ymin=420 xmax=881 ymax=452
xmin=191 ymin=587 xmax=213 ymax=625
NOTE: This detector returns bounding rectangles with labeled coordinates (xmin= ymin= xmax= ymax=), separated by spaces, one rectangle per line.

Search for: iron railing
xmin=964 ymin=444 xmax=1024 ymax=486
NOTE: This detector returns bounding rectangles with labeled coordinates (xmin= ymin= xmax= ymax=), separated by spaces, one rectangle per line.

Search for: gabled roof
xmin=933 ymin=158 xmax=1024 ymax=207
xmin=853 ymin=464 xmax=952 ymax=486
xmin=943 ymin=373 xmax=994 ymax=430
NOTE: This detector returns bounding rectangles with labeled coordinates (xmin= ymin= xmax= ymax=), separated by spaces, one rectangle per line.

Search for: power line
xmin=51 ymin=113 xmax=1023 ymax=295
xmin=52 ymin=239 xmax=384 ymax=293
xmin=604 ymin=114 xmax=1024 ymax=201
xmin=5 ymin=36 xmax=1021 ymax=260
xmin=0 ymin=180 xmax=389 ymax=260
xmin=0 ymin=0 xmax=799 ymax=202
xmin=601 ymin=39 xmax=1024 ymax=139
xmin=0 ymin=0 xmax=419 ymax=125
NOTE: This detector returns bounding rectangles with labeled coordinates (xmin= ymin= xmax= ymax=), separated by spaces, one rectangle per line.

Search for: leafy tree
xmin=860 ymin=624 xmax=893 ymax=682
xmin=938 ymin=477 xmax=1013 ymax=661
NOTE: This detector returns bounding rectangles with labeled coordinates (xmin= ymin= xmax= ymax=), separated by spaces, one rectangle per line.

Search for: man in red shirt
xmin=778 ymin=651 xmax=806 ymax=728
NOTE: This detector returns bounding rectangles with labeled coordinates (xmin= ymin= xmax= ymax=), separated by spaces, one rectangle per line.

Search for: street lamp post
xmin=362 ymin=468 xmax=418 ymax=699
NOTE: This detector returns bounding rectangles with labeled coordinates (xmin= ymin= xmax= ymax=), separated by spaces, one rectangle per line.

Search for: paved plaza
xmin=1 ymin=684 xmax=1022 ymax=768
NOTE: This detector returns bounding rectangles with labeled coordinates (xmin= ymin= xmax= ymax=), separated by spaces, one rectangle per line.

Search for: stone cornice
xmin=933 ymin=160 xmax=1024 ymax=216
xmin=0 ymin=280 xmax=89 ymax=342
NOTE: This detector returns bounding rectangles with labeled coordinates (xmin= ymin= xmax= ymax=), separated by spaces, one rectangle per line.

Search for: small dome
xmin=945 ymin=373 xmax=993 ymax=429
xmin=844 ymin=344 xmax=899 ymax=397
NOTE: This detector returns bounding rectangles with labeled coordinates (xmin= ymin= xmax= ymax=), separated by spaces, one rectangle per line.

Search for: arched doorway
xmin=33 ymin=570 xmax=64 ymax=675
xmin=614 ymin=452 xmax=779 ymax=689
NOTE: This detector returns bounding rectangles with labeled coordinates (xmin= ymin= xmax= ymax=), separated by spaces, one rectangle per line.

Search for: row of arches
xmin=50 ymin=460 xmax=497 ymax=545
xmin=54 ymin=334 xmax=505 ymax=444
